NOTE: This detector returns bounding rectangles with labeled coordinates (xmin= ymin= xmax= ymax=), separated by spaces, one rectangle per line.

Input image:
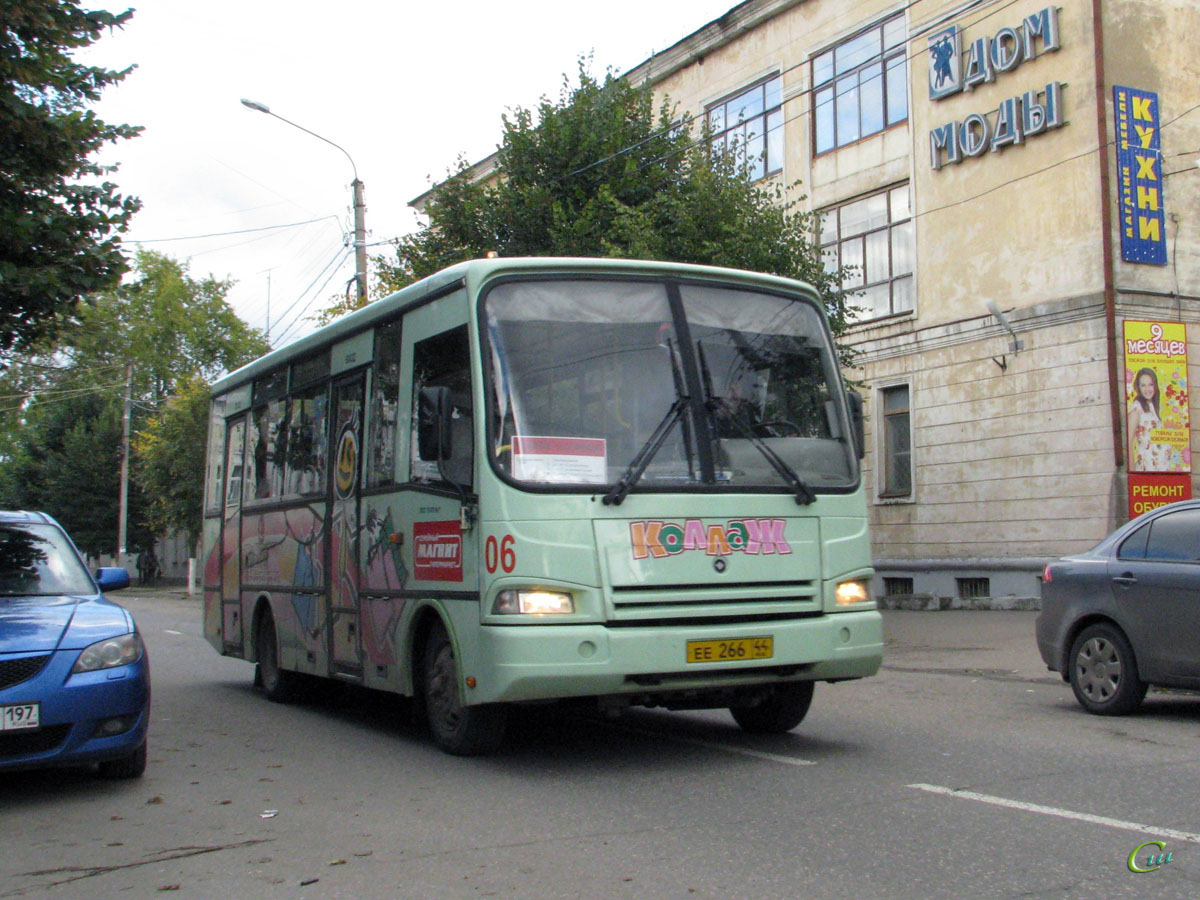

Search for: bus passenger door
xmin=328 ymin=374 xmax=365 ymax=677
xmin=221 ymin=416 xmax=246 ymax=654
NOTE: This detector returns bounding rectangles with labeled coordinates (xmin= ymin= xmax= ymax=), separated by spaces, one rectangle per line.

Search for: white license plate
xmin=1 ymin=703 xmax=40 ymax=731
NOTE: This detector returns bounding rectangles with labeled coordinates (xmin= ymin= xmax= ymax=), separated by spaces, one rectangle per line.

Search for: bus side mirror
xmin=846 ymin=390 xmax=865 ymax=459
xmin=418 ymin=386 xmax=453 ymax=460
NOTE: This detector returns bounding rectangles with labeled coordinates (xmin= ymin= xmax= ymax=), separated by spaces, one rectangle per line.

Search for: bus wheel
xmin=422 ymin=623 xmax=506 ymax=755
xmin=730 ymin=682 xmax=814 ymax=734
xmin=256 ymin=608 xmax=300 ymax=703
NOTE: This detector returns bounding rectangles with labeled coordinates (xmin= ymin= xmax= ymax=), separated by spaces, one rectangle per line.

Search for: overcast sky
xmin=81 ymin=0 xmax=737 ymax=348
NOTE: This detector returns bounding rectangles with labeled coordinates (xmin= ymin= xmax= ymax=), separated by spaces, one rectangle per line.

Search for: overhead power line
xmin=128 ymin=215 xmax=342 ymax=244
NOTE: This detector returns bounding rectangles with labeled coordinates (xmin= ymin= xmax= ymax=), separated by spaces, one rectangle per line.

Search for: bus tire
xmin=256 ymin=607 xmax=300 ymax=703
xmin=422 ymin=622 xmax=506 ymax=756
xmin=730 ymin=681 xmax=814 ymax=733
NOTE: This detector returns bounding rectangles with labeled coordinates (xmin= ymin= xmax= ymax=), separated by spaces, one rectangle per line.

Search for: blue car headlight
xmin=71 ymin=633 xmax=145 ymax=674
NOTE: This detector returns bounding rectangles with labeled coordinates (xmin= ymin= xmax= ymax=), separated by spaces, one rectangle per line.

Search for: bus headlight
xmin=492 ymin=590 xmax=574 ymax=615
xmin=835 ymin=580 xmax=871 ymax=606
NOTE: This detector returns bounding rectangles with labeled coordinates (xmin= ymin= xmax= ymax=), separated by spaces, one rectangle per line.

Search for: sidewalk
xmin=881 ymin=608 xmax=1055 ymax=684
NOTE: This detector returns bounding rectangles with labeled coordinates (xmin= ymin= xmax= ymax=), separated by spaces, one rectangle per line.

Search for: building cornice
xmin=625 ymin=0 xmax=809 ymax=89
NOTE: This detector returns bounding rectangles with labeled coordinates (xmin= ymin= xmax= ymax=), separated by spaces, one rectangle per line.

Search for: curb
xmin=878 ymin=595 xmax=1041 ymax=611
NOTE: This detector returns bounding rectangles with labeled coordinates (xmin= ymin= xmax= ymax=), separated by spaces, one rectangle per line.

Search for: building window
xmin=883 ymin=577 xmax=914 ymax=596
xmin=957 ymin=577 xmax=990 ymax=599
xmin=821 ymin=183 xmax=914 ymax=321
xmin=880 ymin=384 xmax=911 ymax=498
xmin=707 ymin=75 xmax=783 ymax=181
xmin=814 ymin=15 xmax=907 ymax=154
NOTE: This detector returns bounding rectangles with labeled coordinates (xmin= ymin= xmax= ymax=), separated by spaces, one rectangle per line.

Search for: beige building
xmin=421 ymin=0 xmax=1200 ymax=605
xmin=617 ymin=0 xmax=1200 ymax=605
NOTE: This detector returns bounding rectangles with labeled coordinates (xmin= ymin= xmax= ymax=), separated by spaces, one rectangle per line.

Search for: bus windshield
xmin=484 ymin=278 xmax=856 ymax=492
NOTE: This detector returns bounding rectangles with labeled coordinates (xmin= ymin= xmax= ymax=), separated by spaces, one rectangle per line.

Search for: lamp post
xmin=240 ymin=98 xmax=367 ymax=304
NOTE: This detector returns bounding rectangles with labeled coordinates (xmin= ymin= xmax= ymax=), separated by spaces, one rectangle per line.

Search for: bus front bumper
xmin=466 ymin=610 xmax=882 ymax=705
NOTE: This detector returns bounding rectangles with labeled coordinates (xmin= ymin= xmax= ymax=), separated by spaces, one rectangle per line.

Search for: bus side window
xmin=411 ymin=325 xmax=473 ymax=488
xmin=367 ymin=317 xmax=402 ymax=488
xmin=247 ymin=397 xmax=288 ymax=503
xmin=284 ymin=385 xmax=328 ymax=498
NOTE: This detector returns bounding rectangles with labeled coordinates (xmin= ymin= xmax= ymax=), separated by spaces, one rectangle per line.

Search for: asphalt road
xmin=2 ymin=588 xmax=1197 ymax=899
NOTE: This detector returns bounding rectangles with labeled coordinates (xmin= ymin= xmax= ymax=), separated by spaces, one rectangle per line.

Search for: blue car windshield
xmin=0 ymin=524 xmax=95 ymax=596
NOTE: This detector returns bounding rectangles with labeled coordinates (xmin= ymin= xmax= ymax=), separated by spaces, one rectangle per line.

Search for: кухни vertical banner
xmin=1113 ymin=86 xmax=1167 ymax=266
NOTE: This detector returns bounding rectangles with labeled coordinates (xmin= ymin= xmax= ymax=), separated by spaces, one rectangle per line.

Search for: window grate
xmin=956 ymin=577 xmax=990 ymax=599
xmin=883 ymin=577 xmax=914 ymax=596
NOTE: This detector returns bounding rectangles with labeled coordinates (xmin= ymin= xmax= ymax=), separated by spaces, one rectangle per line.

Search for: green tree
xmin=0 ymin=250 xmax=268 ymax=560
xmin=69 ymin=249 xmax=269 ymax=399
xmin=364 ymin=65 xmax=855 ymax=340
xmin=1 ymin=2 xmax=141 ymax=357
xmin=0 ymin=392 xmax=151 ymax=557
xmin=132 ymin=374 xmax=209 ymax=553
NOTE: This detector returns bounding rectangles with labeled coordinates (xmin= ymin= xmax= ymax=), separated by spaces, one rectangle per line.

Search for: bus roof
xmin=210 ymin=257 xmax=820 ymax=396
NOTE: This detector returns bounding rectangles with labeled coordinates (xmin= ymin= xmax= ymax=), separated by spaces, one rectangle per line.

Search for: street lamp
xmin=240 ymin=98 xmax=368 ymax=304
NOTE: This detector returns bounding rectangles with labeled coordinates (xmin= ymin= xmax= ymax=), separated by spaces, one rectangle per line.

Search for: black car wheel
xmin=1068 ymin=623 xmax=1147 ymax=715
xmin=97 ymin=738 xmax=147 ymax=779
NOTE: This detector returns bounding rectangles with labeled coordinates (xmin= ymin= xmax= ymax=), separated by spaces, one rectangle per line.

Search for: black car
xmin=1037 ymin=499 xmax=1200 ymax=715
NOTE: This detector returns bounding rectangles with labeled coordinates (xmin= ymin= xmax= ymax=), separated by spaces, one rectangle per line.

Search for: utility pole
xmin=117 ymin=361 xmax=132 ymax=570
xmin=352 ymin=178 xmax=367 ymax=304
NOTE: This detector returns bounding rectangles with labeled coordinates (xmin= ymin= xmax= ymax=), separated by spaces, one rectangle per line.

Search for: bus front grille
xmin=607 ymin=581 xmax=818 ymax=622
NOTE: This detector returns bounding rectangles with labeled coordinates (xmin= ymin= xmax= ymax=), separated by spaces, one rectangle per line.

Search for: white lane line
xmin=164 ymin=629 xmax=183 ymax=635
xmin=908 ymin=783 xmax=1200 ymax=843
xmin=672 ymin=735 xmax=817 ymax=766
xmin=604 ymin=720 xmax=816 ymax=766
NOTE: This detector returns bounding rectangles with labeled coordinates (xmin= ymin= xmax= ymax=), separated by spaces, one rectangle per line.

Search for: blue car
xmin=0 ymin=512 xmax=150 ymax=778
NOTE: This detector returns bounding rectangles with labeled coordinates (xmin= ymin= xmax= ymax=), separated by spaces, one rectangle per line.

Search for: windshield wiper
xmin=602 ymin=397 xmax=689 ymax=506
xmin=706 ymin=396 xmax=817 ymax=506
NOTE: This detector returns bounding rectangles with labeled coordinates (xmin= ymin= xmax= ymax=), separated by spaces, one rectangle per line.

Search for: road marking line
xmin=908 ymin=783 xmax=1200 ymax=843
xmin=164 ymin=629 xmax=183 ymax=635
xmin=671 ymin=735 xmax=817 ymax=766
xmin=604 ymin=720 xmax=816 ymax=766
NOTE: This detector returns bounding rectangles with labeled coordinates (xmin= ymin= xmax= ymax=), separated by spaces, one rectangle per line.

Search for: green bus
xmin=202 ymin=257 xmax=882 ymax=754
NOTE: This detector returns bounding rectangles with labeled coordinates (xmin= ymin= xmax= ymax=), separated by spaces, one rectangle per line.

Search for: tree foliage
xmin=0 ymin=250 xmax=268 ymax=559
xmin=364 ymin=65 xmax=855 ymax=340
xmin=70 ymin=249 xmax=269 ymax=398
xmin=1 ymin=1 xmax=142 ymax=357
xmin=0 ymin=392 xmax=150 ymax=558
xmin=131 ymin=374 xmax=209 ymax=552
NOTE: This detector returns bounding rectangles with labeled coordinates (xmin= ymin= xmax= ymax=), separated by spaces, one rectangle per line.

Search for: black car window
xmin=1144 ymin=509 xmax=1200 ymax=562
xmin=1117 ymin=521 xmax=1151 ymax=560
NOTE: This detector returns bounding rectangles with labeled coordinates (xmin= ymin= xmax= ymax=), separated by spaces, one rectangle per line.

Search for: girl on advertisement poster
xmin=1128 ymin=367 xmax=1169 ymax=471
xmin=1126 ymin=365 xmax=1189 ymax=473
